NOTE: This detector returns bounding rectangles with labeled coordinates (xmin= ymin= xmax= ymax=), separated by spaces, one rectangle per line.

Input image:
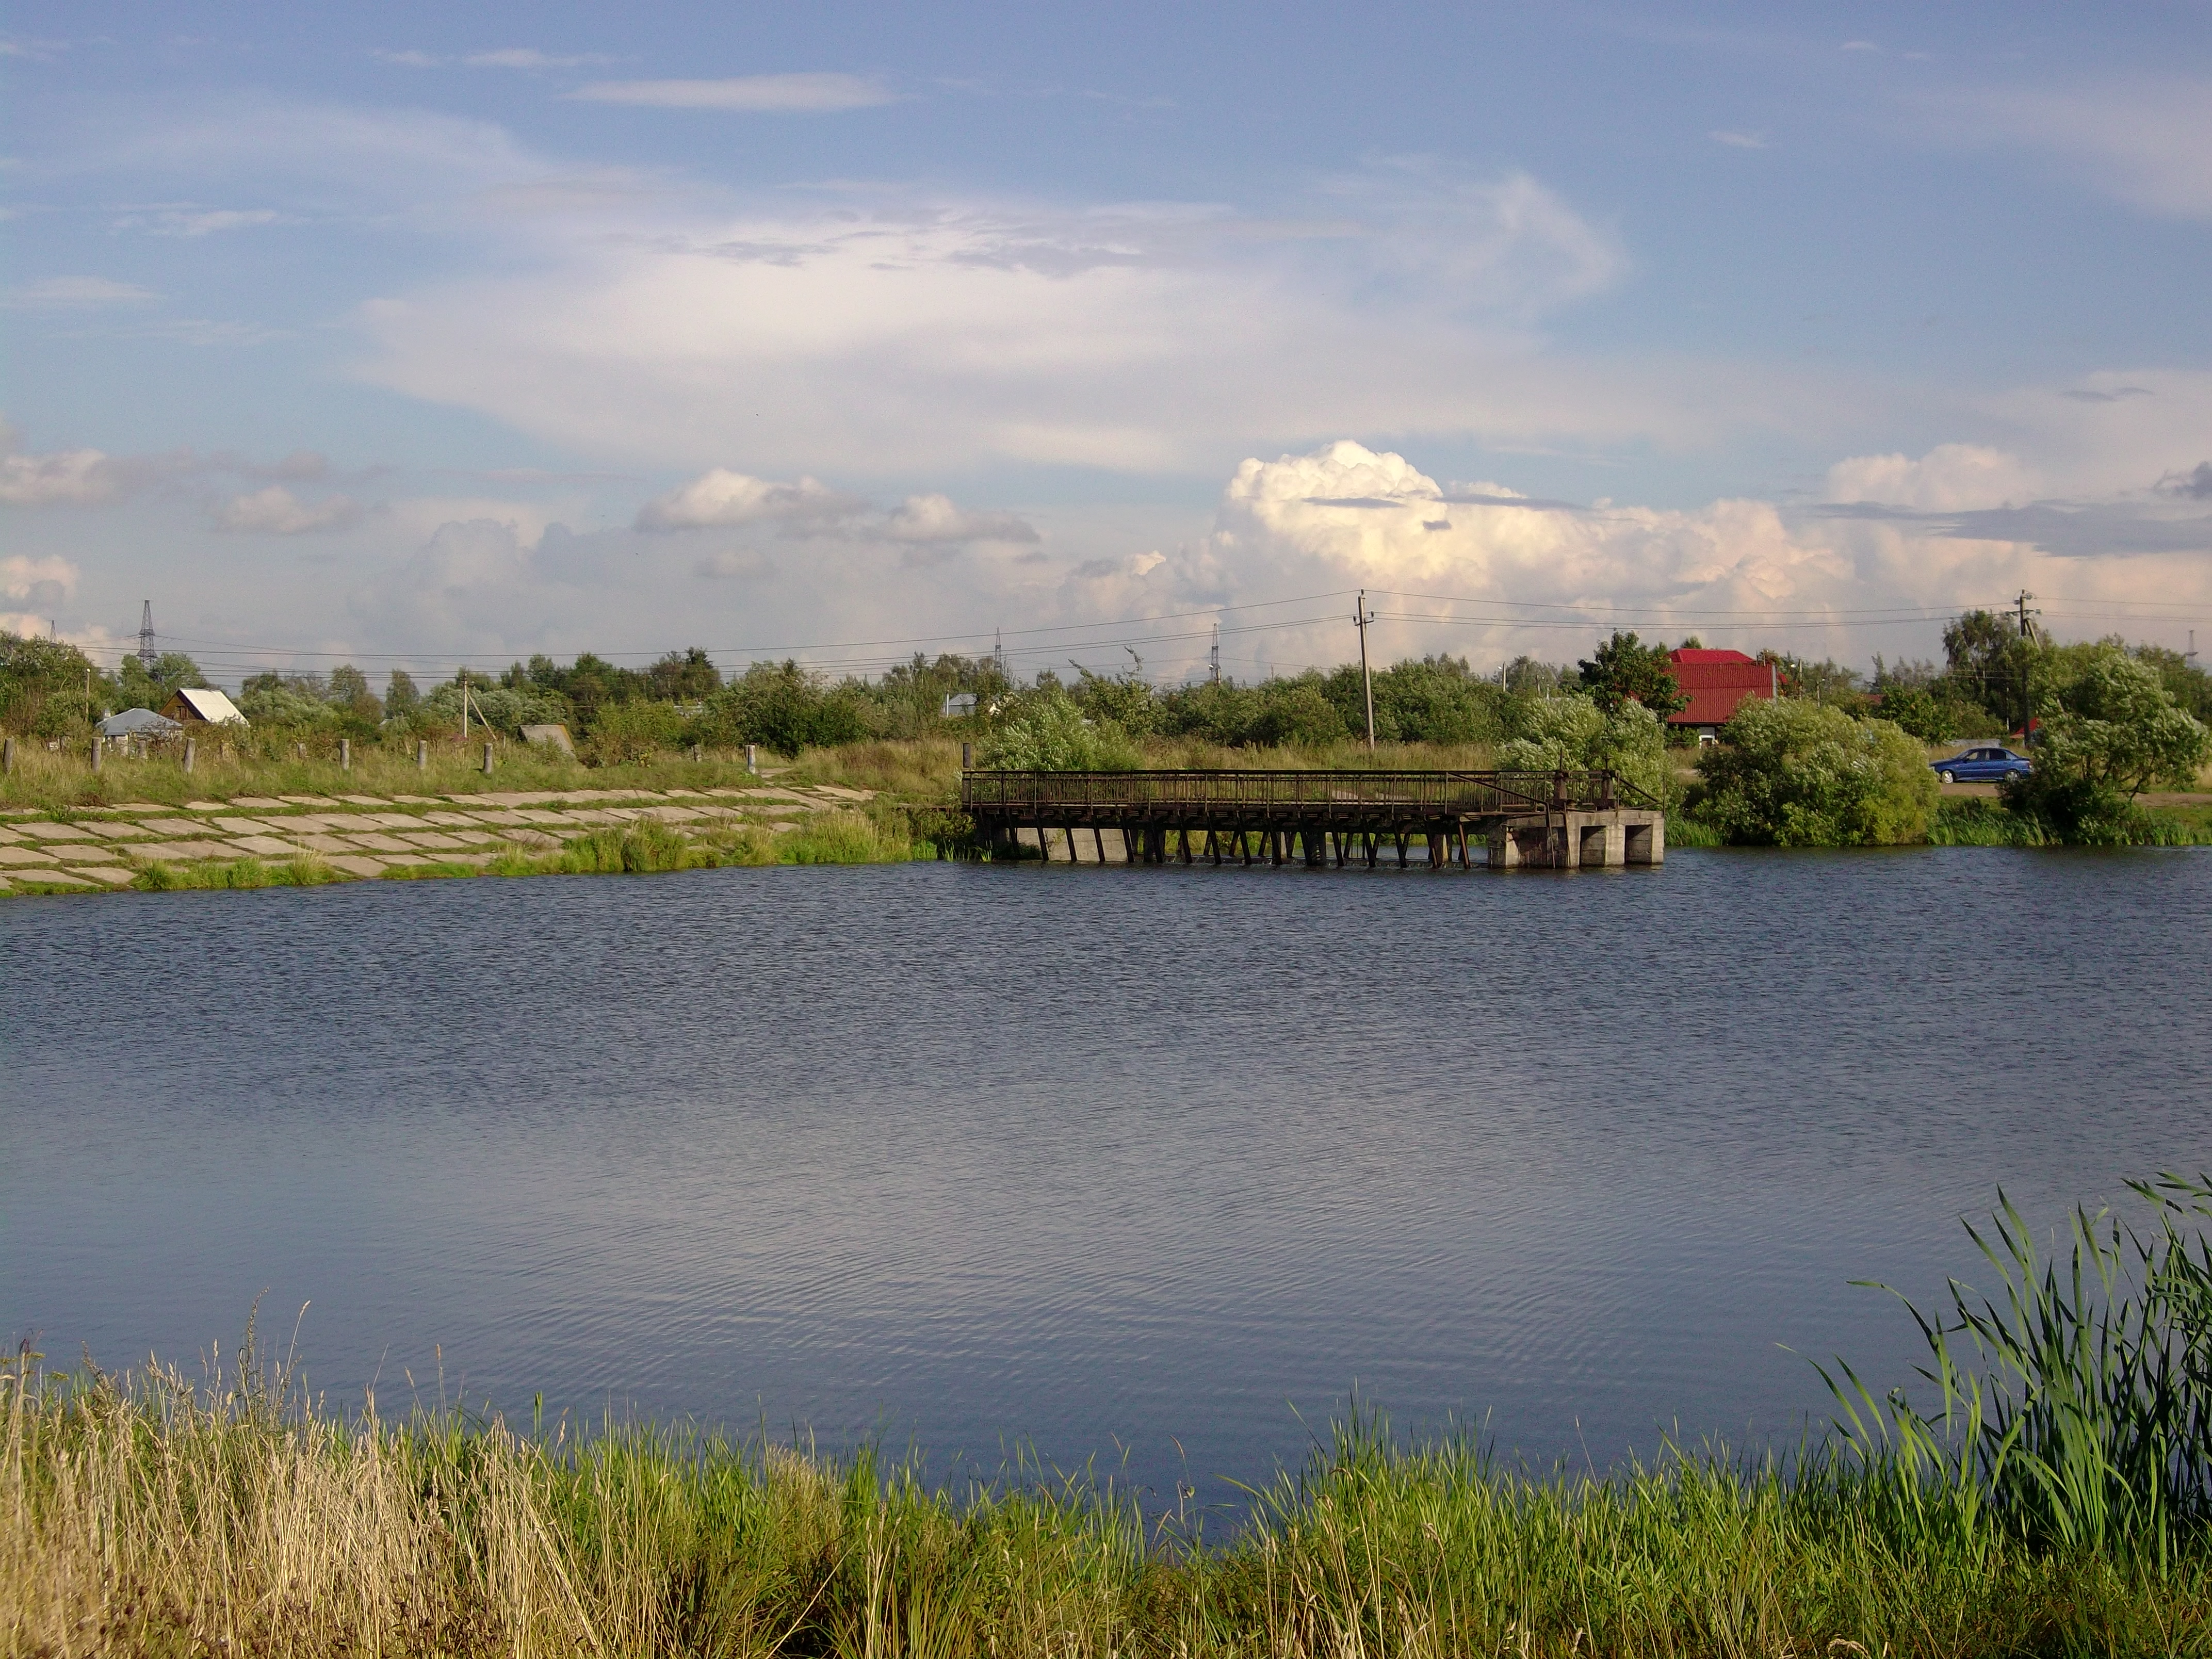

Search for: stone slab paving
xmin=0 ymin=773 xmax=867 ymax=897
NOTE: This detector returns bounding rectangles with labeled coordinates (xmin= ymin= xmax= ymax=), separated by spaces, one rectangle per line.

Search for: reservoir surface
xmin=5 ymin=849 xmax=2208 ymax=1504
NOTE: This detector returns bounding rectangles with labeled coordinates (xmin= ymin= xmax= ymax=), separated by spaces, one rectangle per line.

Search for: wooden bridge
xmin=959 ymin=769 xmax=1665 ymax=869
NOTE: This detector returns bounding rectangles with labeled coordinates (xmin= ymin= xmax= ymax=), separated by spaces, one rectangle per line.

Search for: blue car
xmin=1931 ymin=745 xmax=2031 ymax=784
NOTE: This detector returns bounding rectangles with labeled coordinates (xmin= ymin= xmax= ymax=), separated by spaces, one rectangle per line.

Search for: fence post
xmin=183 ymin=737 xmax=197 ymax=774
xmin=416 ymin=739 xmax=428 ymax=769
xmin=482 ymin=741 xmax=495 ymax=776
xmin=962 ymin=742 xmax=972 ymax=770
xmin=745 ymin=743 xmax=758 ymax=774
xmin=2 ymin=735 xmax=15 ymax=774
xmin=90 ymin=737 xmax=103 ymax=774
xmin=339 ymin=738 xmax=351 ymax=771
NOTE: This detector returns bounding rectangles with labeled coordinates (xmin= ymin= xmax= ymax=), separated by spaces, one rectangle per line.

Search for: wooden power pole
xmin=1354 ymin=591 xmax=1377 ymax=753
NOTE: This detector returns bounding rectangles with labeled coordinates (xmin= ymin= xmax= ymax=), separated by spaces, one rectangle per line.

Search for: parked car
xmin=1931 ymin=745 xmax=2032 ymax=784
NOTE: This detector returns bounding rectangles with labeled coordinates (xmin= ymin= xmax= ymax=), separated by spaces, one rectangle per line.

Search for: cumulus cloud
xmin=0 ymin=438 xmax=131 ymax=505
xmin=635 ymin=468 xmax=859 ymax=529
xmin=210 ymin=485 xmax=362 ymax=534
xmin=1823 ymin=444 xmax=2040 ymax=511
xmin=3 ymin=276 xmax=158 ymax=308
xmin=572 ymin=73 xmax=893 ymax=111
xmin=882 ymin=494 xmax=1039 ymax=545
xmin=1 ymin=553 xmax=78 ymax=602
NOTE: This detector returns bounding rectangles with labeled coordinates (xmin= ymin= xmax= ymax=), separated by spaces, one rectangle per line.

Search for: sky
xmin=4 ymin=1 xmax=2211 ymax=688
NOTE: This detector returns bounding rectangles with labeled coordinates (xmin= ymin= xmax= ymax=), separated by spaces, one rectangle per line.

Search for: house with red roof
xmin=1667 ymin=648 xmax=1780 ymax=740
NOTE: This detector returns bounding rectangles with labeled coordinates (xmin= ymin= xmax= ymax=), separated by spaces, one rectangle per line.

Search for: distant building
xmin=159 ymin=687 xmax=250 ymax=726
xmin=1667 ymin=648 xmax=1779 ymax=740
xmin=941 ymin=693 xmax=978 ymax=719
xmin=96 ymin=707 xmax=182 ymax=744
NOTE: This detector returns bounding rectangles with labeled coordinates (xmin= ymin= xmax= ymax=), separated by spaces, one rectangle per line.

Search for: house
xmin=96 ymin=707 xmax=182 ymax=746
xmin=1667 ymin=648 xmax=1779 ymax=741
xmin=159 ymin=687 xmax=250 ymax=726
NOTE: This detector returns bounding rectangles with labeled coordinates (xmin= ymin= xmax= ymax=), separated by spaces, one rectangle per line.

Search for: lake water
xmin=5 ymin=849 xmax=2209 ymax=1506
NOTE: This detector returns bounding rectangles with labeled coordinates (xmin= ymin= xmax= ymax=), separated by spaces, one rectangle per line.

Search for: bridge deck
xmin=959 ymin=769 xmax=1664 ymax=868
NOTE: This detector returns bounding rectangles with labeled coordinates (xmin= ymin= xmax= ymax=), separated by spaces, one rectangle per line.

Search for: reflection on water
xmin=4 ymin=849 xmax=2207 ymax=1501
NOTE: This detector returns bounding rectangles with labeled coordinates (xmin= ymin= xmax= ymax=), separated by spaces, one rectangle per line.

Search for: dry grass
xmin=8 ymin=1335 xmax=2209 ymax=1658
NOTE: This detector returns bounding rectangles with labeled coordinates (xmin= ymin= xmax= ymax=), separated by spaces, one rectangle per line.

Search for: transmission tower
xmin=138 ymin=601 xmax=157 ymax=671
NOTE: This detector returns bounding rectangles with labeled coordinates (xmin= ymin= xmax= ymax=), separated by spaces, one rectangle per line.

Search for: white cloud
xmin=635 ymin=468 xmax=858 ymax=529
xmin=1709 ymin=129 xmax=1767 ymax=149
xmin=571 ymin=73 xmax=894 ymax=112
xmin=3 ymin=276 xmax=159 ymax=308
xmin=146 ymin=207 xmax=282 ymax=237
xmin=0 ymin=443 xmax=129 ymax=505
xmin=371 ymin=49 xmax=442 ymax=68
xmin=210 ymin=485 xmax=362 ymax=534
xmin=1929 ymin=77 xmax=2212 ymax=220
xmin=354 ymin=172 xmax=1647 ymax=476
xmin=883 ymin=494 xmax=1039 ymax=545
xmin=1823 ymin=444 xmax=2040 ymax=510
xmin=1 ymin=553 xmax=78 ymax=601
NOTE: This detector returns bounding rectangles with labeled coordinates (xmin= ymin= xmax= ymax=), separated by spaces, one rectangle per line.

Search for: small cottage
xmin=159 ymin=687 xmax=250 ymax=727
xmin=1667 ymin=648 xmax=1779 ymax=741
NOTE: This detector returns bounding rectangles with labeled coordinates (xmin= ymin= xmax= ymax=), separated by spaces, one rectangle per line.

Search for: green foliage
xmin=1691 ymin=699 xmax=1940 ymax=844
xmin=416 ymin=678 xmax=571 ymax=739
xmin=576 ymin=700 xmax=684 ymax=767
xmin=1372 ymin=654 xmax=1505 ymax=744
xmin=116 ymin=652 xmax=204 ymax=717
xmin=1069 ymin=660 xmax=1158 ymax=735
xmin=1154 ymin=679 xmax=1259 ymax=744
xmin=1498 ymin=693 xmax=1669 ymax=802
xmin=1248 ymin=674 xmax=1349 ymax=747
xmin=1942 ymin=609 xmax=2039 ymax=727
xmin=383 ymin=669 xmax=420 ymax=719
xmin=977 ymin=692 xmax=1141 ymax=770
xmin=0 ymin=631 xmax=108 ymax=738
xmin=1825 ymin=1175 xmax=2212 ymax=1565
xmin=2003 ymin=645 xmax=2211 ymax=843
xmin=1576 ymin=630 xmax=1688 ymax=720
xmin=697 ymin=660 xmax=878 ymax=756
xmin=643 ymin=645 xmax=722 ymax=703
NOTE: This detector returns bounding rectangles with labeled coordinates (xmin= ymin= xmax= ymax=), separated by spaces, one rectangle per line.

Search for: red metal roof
xmin=1665 ymin=649 xmax=1777 ymax=726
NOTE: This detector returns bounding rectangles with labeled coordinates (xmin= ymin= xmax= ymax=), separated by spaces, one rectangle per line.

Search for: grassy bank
xmin=13 ymin=1177 xmax=2212 ymax=1656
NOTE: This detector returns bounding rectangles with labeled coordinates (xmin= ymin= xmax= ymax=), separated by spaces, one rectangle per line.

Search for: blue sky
xmin=5 ymin=2 xmax=2210 ymax=685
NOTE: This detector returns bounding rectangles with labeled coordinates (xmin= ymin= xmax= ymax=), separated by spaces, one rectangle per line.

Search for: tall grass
xmin=12 ymin=1178 xmax=2212 ymax=1655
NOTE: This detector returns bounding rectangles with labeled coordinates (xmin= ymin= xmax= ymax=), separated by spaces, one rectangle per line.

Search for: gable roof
xmin=168 ymin=687 xmax=249 ymax=725
xmin=1668 ymin=647 xmax=1760 ymax=666
xmin=1664 ymin=648 xmax=1777 ymax=726
xmin=96 ymin=707 xmax=181 ymax=737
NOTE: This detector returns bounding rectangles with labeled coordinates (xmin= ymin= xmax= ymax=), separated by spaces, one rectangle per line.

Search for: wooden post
xmin=183 ymin=737 xmax=197 ymax=774
xmin=90 ymin=736 xmax=103 ymax=774
xmin=1 ymin=735 xmax=14 ymax=774
xmin=416 ymin=739 xmax=429 ymax=769
xmin=339 ymin=738 xmax=351 ymax=771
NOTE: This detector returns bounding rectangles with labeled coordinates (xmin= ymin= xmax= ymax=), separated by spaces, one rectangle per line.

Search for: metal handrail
xmin=961 ymin=768 xmax=1652 ymax=815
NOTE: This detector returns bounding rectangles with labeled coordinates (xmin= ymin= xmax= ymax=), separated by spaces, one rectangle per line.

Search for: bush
xmin=979 ymin=693 xmax=1140 ymax=770
xmin=1690 ymin=700 xmax=1939 ymax=845
xmin=1248 ymin=675 xmax=1349 ymax=747
xmin=699 ymin=662 xmax=877 ymax=756
xmin=577 ymin=701 xmax=685 ymax=767
xmin=1497 ymin=695 xmax=1669 ymax=803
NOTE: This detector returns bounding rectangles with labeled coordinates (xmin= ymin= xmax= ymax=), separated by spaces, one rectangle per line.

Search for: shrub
xmin=1248 ymin=676 xmax=1349 ymax=748
xmin=978 ymin=693 xmax=1140 ymax=770
xmin=699 ymin=661 xmax=877 ymax=756
xmin=1498 ymin=695 xmax=1669 ymax=803
xmin=1690 ymin=700 xmax=1939 ymax=845
xmin=577 ymin=701 xmax=685 ymax=767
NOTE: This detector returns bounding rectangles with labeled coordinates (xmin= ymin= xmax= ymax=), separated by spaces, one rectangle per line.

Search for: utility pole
xmin=1209 ymin=622 xmax=1221 ymax=686
xmin=458 ymin=666 xmax=468 ymax=739
xmin=138 ymin=601 xmax=157 ymax=671
xmin=1353 ymin=590 xmax=1377 ymax=753
xmin=2014 ymin=590 xmax=2039 ymax=740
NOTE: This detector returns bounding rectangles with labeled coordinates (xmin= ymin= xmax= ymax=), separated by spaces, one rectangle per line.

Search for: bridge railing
xmin=961 ymin=769 xmax=1653 ymax=816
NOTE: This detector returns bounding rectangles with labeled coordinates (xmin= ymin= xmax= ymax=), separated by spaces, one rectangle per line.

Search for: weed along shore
xmin=13 ymin=1175 xmax=2212 ymax=1654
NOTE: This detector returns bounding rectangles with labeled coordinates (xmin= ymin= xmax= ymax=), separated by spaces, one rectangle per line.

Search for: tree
xmin=2003 ymin=645 xmax=2210 ymax=841
xmin=1372 ymin=655 xmax=1503 ymax=745
xmin=645 ymin=646 xmax=722 ymax=704
xmin=117 ymin=651 xmax=204 ymax=714
xmin=698 ymin=661 xmax=876 ymax=756
xmin=1941 ymin=609 xmax=2039 ymax=728
xmin=385 ymin=670 xmax=421 ymax=719
xmin=1249 ymin=675 xmax=1349 ymax=747
xmin=0 ymin=631 xmax=111 ymax=738
xmin=1689 ymin=700 xmax=1940 ymax=845
xmin=1069 ymin=658 xmax=1158 ymax=735
xmin=1576 ymin=631 xmax=1688 ymax=720
xmin=977 ymin=691 xmax=1139 ymax=770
